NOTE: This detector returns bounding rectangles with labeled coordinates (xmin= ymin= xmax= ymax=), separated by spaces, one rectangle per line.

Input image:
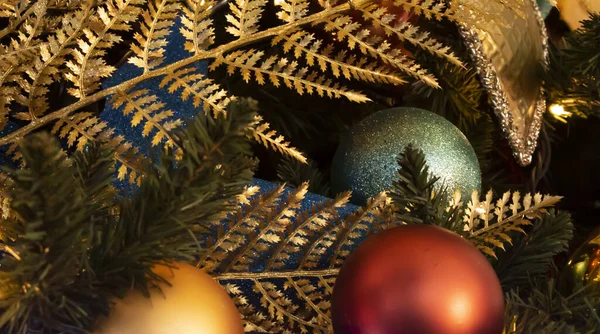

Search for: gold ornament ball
xmin=563 ymin=229 xmax=600 ymax=289
xmin=558 ymin=0 xmax=600 ymax=30
xmin=93 ymin=263 xmax=244 ymax=334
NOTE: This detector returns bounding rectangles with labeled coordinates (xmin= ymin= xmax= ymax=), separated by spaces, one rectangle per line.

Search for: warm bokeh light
xmin=549 ymin=104 xmax=572 ymax=123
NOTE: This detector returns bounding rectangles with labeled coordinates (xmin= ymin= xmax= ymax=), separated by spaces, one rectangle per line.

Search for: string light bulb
xmin=549 ymin=104 xmax=572 ymax=123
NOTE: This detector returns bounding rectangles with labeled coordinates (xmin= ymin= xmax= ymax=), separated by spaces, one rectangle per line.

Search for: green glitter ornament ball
xmin=331 ymin=107 xmax=481 ymax=204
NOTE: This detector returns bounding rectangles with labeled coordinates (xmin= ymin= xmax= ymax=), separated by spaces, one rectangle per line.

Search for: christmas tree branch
xmin=0 ymin=98 xmax=258 ymax=332
xmin=494 ymin=210 xmax=573 ymax=289
xmin=0 ymin=1 xmax=356 ymax=147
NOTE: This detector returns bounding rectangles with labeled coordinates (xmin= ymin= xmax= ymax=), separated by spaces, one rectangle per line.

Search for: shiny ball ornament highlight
xmin=562 ymin=228 xmax=600 ymax=290
xmin=331 ymin=107 xmax=481 ymax=204
xmin=93 ymin=263 xmax=244 ymax=334
xmin=331 ymin=225 xmax=505 ymax=334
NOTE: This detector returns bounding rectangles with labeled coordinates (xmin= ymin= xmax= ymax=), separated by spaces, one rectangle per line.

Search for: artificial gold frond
xmin=110 ymin=89 xmax=183 ymax=148
xmin=180 ymin=0 xmax=215 ymax=54
xmin=48 ymin=0 xmax=89 ymax=10
xmin=212 ymin=49 xmax=372 ymax=102
xmin=159 ymin=67 xmax=308 ymax=164
xmin=272 ymin=29 xmax=407 ymax=85
xmin=0 ymin=0 xmax=38 ymax=40
xmin=199 ymin=183 xmax=394 ymax=332
xmin=27 ymin=6 xmax=92 ymax=118
xmin=264 ymin=190 xmax=350 ymax=270
xmin=51 ymin=112 xmax=148 ymax=185
xmin=327 ymin=192 xmax=394 ymax=267
xmin=227 ymin=182 xmax=308 ymax=272
xmin=225 ymin=0 xmax=268 ymax=38
xmin=463 ymin=190 xmax=563 ymax=258
xmin=276 ymin=0 xmax=310 ymax=23
xmin=65 ymin=0 xmax=144 ymax=98
xmin=0 ymin=0 xmax=525 ymax=182
xmin=200 ymin=183 xmax=287 ymax=272
xmin=129 ymin=0 xmax=180 ymax=72
xmin=250 ymin=115 xmax=307 ymax=164
xmin=319 ymin=13 xmax=440 ymax=88
xmin=159 ymin=66 xmax=233 ymax=117
xmin=359 ymin=4 xmax=463 ymax=67
xmin=0 ymin=0 xmax=47 ymax=127
xmin=392 ymin=0 xmax=501 ymax=29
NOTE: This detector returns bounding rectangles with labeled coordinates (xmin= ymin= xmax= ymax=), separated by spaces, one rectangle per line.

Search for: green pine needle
xmin=0 ymin=98 xmax=258 ymax=333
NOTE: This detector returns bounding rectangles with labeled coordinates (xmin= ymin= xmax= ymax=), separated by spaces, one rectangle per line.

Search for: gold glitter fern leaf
xmin=65 ymin=0 xmax=145 ymax=98
xmin=250 ymin=116 xmax=308 ymax=164
xmin=159 ymin=66 xmax=233 ymax=117
xmin=225 ymin=0 xmax=268 ymax=37
xmin=50 ymin=112 xmax=147 ymax=185
xmin=318 ymin=13 xmax=440 ymax=87
xmin=110 ymin=89 xmax=183 ymax=148
xmin=463 ymin=190 xmax=563 ymax=258
xmin=0 ymin=0 xmax=525 ymax=178
xmin=272 ymin=29 xmax=407 ymax=85
xmin=211 ymin=49 xmax=372 ymax=102
xmin=199 ymin=183 xmax=394 ymax=332
xmin=180 ymin=0 xmax=215 ymax=54
xmin=359 ymin=3 xmax=462 ymax=67
xmin=276 ymin=0 xmax=311 ymax=23
xmin=129 ymin=0 xmax=180 ymax=72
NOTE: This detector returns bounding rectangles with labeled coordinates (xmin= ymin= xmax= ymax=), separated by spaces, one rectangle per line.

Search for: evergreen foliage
xmin=545 ymin=13 xmax=600 ymax=118
xmin=0 ymin=98 xmax=257 ymax=333
xmin=0 ymin=0 xmax=599 ymax=333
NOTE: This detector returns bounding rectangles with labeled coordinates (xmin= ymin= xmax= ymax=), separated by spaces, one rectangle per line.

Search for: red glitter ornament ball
xmin=331 ymin=225 xmax=504 ymax=334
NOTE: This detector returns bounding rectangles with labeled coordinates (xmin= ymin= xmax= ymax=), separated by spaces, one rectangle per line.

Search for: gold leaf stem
xmin=265 ymin=199 xmax=338 ymax=270
xmin=65 ymin=117 xmax=146 ymax=177
xmin=251 ymin=278 xmax=325 ymax=329
xmin=287 ymin=277 xmax=331 ymax=324
xmin=28 ymin=4 xmax=94 ymax=118
xmin=0 ymin=245 xmax=20 ymax=261
xmin=78 ymin=0 xmax=140 ymax=98
xmin=215 ymin=269 xmax=339 ymax=280
xmin=318 ymin=276 xmax=333 ymax=294
xmin=141 ymin=0 xmax=172 ymax=73
xmin=0 ymin=1 xmax=354 ymax=147
xmin=324 ymin=17 xmax=438 ymax=87
xmin=470 ymin=200 xmax=560 ymax=237
xmin=0 ymin=1 xmax=38 ymax=40
xmin=115 ymin=90 xmax=182 ymax=150
xmin=279 ymin=34 xmax=406 ymax=85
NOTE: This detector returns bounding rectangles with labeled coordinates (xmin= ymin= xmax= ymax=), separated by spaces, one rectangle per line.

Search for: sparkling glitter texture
xmin=459 ymin=0 xmax=549 ymax=166
xmin=331 ymin=107 xmax=481 ymax=205
xmin=101 ymin=17 xmax=208 ymax=192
